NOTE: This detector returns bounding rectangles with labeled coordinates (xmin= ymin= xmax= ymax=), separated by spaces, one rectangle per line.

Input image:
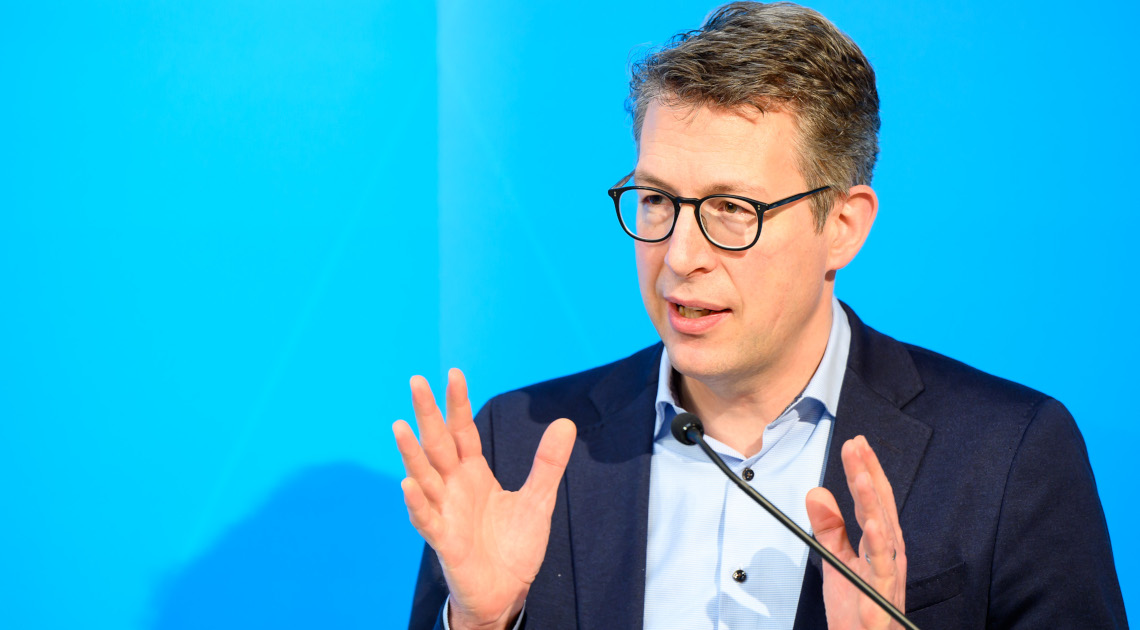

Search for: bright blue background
xmin=1 ymin=1 xmax=1135 ymax=628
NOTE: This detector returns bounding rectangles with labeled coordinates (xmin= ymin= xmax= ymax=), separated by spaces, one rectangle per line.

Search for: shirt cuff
xmin=441 ymin=596 xmax=526 ymax=630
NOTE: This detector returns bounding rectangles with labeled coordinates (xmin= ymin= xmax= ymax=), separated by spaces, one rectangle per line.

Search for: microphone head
xmin=671 ymin=412 xmax=704 ymax=445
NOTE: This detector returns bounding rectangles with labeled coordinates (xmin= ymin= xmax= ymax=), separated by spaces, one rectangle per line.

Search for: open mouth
xmin=673 ymin=303 xmax=728 ymax=319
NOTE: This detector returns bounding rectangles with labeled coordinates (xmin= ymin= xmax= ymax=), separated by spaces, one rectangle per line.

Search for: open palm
xmin=806 ymin=436 xmax=907 ymax=630
xmin=394 ymin=369 xmax=576 ymax=630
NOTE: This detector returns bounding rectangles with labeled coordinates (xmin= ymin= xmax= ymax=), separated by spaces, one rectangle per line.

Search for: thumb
xmin=521 ymin=418 xmax=577 ymax=505
xmin=806 ymin=486 xmax=855 ymax=561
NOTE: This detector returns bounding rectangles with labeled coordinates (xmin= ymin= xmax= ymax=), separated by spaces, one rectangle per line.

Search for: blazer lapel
xmin=565 ymin=345 xmax=661 ymax=630
xmin=793 ymin=305 xmax=932 ymax=629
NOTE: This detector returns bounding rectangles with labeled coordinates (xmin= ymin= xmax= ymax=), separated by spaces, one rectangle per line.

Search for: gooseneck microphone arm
xmin=670 ymin=412 xmax=920 ymax=630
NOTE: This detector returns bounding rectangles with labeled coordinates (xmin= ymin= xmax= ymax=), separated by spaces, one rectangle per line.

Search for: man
xmin=394 ymin=3 xmax=1127 ymax=629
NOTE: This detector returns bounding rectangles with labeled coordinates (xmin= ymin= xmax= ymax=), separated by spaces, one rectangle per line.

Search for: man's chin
xmin=663 ymin=338 xmax=727 ymax=380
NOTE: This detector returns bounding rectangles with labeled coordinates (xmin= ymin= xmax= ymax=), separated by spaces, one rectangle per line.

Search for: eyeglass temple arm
xmin=764 ymin=185 xmax=831 ymax=211
xmin=610 ymin=171 xmax=635 ymax=190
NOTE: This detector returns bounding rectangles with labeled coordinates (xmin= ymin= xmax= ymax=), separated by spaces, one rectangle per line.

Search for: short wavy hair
xmin=628 ymin=2 xmax=880 ymax=230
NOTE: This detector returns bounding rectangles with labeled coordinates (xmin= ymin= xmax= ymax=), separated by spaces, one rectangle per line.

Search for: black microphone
xmin=671 ymin=412 xmax=703 ymax=445
xmin=669 ymin=412 xmax=920 ymax=630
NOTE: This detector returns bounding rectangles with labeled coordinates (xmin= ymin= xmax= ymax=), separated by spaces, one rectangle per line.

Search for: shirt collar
xmin=653 ymin=295 xmax=851 ymax=439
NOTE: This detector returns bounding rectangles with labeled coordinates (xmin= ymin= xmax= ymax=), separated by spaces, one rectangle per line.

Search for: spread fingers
xmin=393 ymin=419 xmax=446 ymax=504
xmin=445 ymin=368 xmax=483 ymax=462
xmin=806 ymin=486 xmax=857 ymax=563
xmin=521 ymin=418 xmax=577 ymax=510
xmin=857 ymin=436 xmax=904 ymax=552
xmin=410 ymin=375 xmax=460 ymax=474
xmin=842 ymin=438 xmax=874 ymax=526
xmin=862 ymin=516 xmax=900 ymax=589
xmin=854 ymin=471 xmax=903 ymax=585
xmin=401 ymin=477 xmax=442 ymax=546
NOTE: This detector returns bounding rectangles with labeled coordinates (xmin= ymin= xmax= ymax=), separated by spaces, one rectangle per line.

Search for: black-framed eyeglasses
xmin=607 ymin=172 xmax=830 ymax=251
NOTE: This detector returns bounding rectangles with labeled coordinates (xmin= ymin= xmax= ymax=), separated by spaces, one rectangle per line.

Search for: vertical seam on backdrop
xmin=436 ymin=50 xmax=598 ymax=379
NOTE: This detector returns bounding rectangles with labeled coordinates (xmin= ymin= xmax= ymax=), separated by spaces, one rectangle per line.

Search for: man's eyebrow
xmin=631 ymin=171 xmax=676 ymax=191
xmin=633 ymin=171 xmax=768 ymax=198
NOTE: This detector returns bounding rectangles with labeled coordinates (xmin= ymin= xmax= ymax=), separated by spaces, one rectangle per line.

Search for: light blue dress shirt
xmin=643 ymin=296 xmax=851 ymax=630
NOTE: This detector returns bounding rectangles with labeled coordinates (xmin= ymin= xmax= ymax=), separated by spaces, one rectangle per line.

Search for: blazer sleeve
xmin=987 ymin=398 xmax=1128 ymax=628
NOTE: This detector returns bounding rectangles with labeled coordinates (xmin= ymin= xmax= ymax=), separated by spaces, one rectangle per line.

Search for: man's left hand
xmin=806 ymin=435 xmax=907 ymax=630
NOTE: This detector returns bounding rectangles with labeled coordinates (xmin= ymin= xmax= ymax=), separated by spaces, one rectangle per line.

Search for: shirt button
xmin=742 ymin=468 xmax=755 ymax=481
xmin=732 ymin=569 xmax=747 ymax=583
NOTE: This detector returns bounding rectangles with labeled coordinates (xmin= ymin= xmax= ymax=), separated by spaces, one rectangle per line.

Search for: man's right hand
xmin=393 ymin=368 xmax=577 ymax=630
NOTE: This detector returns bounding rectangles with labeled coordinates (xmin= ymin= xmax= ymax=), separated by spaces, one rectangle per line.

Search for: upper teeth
xmin=678 ymin=305 xmax=712 ymax=318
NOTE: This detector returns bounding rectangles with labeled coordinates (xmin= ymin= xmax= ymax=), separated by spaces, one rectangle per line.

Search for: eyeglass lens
xmin=616 ymin=188 xmax=760 ymax=249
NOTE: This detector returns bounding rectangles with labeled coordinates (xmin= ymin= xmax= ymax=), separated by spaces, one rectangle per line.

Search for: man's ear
xmin=825 ymin=184 xmax=878 ymax=272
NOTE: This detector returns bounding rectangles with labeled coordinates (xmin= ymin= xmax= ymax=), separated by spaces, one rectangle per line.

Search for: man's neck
xmin=676 ymin=298 xmax=834 ymax=458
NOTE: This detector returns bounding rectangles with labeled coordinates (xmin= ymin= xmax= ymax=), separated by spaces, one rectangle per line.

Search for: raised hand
xmin=393 ymin=368 xmax=577 ymax=630
xmin=806 ymin=436 xmax=907 ymax=630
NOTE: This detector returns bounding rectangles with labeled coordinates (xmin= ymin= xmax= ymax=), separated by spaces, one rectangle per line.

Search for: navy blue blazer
xmin=409 ymin=305 xmax=1127 ymax=629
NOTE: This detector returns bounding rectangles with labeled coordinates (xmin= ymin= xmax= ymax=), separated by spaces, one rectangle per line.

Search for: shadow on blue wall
xmin=150 ymin=464 xmax=422 ymax=629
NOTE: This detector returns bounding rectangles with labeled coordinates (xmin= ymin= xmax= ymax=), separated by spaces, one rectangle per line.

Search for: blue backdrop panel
xmin=0 ymin=1 xmax=1134 ymax=628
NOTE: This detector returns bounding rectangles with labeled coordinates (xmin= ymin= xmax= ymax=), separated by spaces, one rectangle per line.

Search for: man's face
xmin=635 ymin=101 xmax=835 ymax=387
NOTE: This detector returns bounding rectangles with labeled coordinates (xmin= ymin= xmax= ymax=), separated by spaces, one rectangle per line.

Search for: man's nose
xmin=664 ymin=204 xmax=716 ymax=277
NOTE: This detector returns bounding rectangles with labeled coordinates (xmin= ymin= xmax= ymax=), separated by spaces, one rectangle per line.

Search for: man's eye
xmin=707 ymin=198 xmax=755 ymax=217
xmin=642 ymin=194 xmax=668 ymax=206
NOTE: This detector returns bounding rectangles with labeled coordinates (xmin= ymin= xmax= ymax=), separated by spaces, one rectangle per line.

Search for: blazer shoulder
xmin=844 ymin=301 xmax=1056 ymax=420
xmin=900 ymin=341 xmax=1061 ymax=429
xmin=482 ymin=343 xmax=663 ymax=425
xmin=473 ymin=344 xmax=661 ymax=487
